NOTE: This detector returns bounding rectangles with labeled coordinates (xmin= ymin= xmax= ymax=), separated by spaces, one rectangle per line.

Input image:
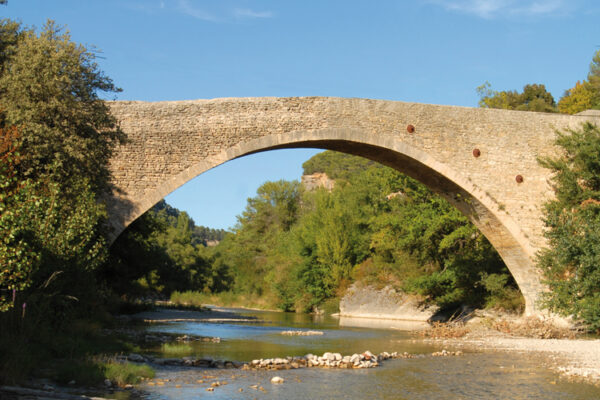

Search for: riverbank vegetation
xmin=537 ymin=123 xmax=600 ymax=333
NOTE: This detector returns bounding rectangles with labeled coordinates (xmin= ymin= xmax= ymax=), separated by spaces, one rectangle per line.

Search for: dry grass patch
xmin=419 ymin=322 xmax=470 ymax=339
xmin=492 ymin=317 xmax=577 ymax=339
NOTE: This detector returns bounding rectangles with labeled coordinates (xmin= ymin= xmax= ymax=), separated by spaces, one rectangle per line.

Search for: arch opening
xmin=108 ymin=128 xmax=544 ymax=316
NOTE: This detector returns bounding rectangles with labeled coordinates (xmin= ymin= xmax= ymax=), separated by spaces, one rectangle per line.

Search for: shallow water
xmin=137 ymin=308 xmax=600 ymax=399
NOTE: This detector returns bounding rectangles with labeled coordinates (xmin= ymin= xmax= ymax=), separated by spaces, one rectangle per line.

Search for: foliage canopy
xmin=0 ymin=19 xmax=122 ymax=193
xmin=476 ymin=81 xmax=557 ymax=112
xmin=538 ymin=123 xmax=600 ymax=332
xmin=0 ymin=19 xmax=118 ymax=314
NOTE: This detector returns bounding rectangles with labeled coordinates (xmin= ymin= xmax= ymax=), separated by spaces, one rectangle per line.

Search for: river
xmin=130 ymin=307 xmax=600 ymax=399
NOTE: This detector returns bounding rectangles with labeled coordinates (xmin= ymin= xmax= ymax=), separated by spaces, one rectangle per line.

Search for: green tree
xmin=226 ymin=180 xmax=301 ymax=296
xmin=588 ymin=49 xmax=600 ymax=103
xmin=558 ymin=81 xmax=596 ymax=114
xmin=538 ymin=123 xmax=600 ymax=332
xmin=101 ymin=211 xmax=172 ymax=297
xmin=302 ymin=151 xmax=377 ymax=180
xmin=0 ymin=19 xmax=120 ymax=319
xmin=558 ymin=50 xmax=600 ymax=114
xmin=0 ymin=121 xmax=108 ymax=316
xmin=237 ymin=180 xmax=301 ymax=233
xmin=0 ymin=126 xmax=39 ymax=311
xmin=0 ymin=19 xmax=122 ymax=194
xmin=477 ymin=81 xmax=557 ymax=112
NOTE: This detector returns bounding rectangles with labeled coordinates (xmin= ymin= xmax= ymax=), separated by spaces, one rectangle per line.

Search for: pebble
xmin=431 ymin=349 xmax=464 ymax=357
xmin=271 ymin=376 xmax=284 ymax=384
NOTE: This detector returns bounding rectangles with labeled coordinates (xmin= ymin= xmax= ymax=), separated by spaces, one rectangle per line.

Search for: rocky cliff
xmin=301 ymin=172 xmax=335 ymax=191
xmin=339 ymin=283 xmax=438 ymax=322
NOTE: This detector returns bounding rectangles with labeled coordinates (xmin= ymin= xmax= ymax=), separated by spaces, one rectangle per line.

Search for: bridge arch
xmin=106 ymin=97 xmax=600 ymax=317
xmin=109 ymin=127 xmax=542 ymax=315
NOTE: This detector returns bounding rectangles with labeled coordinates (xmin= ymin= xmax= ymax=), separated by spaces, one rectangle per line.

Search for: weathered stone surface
xmin=340 ymin=283 xmax=438 ymax=321
xmin=302 ymin=172 xmax=335 ymax=191
xmin=105 ymin=97 xmax=600 ymax=316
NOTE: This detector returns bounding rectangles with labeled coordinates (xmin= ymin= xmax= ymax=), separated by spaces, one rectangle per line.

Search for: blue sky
xmin=3 ymin=0 xmax=600 ymax=229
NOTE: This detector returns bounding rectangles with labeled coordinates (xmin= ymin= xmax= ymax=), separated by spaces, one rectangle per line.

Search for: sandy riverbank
xmin=425 ymin=325 xmax=600 ymax=385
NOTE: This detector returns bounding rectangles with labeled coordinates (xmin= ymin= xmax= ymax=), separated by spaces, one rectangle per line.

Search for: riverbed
xmin=131 ymin=307 xmax=600 ymax=399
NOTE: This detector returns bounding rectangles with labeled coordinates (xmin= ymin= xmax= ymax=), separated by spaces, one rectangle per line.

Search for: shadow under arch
xmin=109 ymin=127 xmax=544 ymax=316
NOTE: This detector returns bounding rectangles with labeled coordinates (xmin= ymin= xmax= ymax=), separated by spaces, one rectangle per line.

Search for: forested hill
xmin=302 ymin=150 xmax=379 ymax=180
xmin=152 ymin=200 xmax=226 ymax=246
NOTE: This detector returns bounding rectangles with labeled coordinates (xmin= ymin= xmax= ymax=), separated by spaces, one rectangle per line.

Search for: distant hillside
xmin=302 ymin=150 xmax=380 ymax=180
xmin=152 ymin=200 xmax=227 ymax=246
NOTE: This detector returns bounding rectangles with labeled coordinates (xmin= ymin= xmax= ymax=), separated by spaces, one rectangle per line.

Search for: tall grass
xmin=160 ymin=342 xmax=193 ymax=357
xmin=103 ymin=360 xmax=155 ymax=385
xmin=54 ymin=358 xmax=156 ymax=386
xmin=0 ymin=305 xmax=146 ymax=386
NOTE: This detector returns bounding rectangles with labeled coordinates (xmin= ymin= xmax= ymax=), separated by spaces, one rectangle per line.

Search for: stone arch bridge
xmin=106 ymin=97 xmax=600 ymax=316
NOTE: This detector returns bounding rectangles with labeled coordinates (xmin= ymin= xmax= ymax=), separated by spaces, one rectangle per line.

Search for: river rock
xmin=271 ymin=376 xmax=284 ymax=384
xmin=241 ymin=347 xmax=464 ymax=371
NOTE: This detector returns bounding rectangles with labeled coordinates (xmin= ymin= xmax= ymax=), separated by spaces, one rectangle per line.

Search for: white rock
xmin=128 ymin=353 xmax=145 ymax=362
xmin=271 ymin=376 xmax=284 ymax=384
